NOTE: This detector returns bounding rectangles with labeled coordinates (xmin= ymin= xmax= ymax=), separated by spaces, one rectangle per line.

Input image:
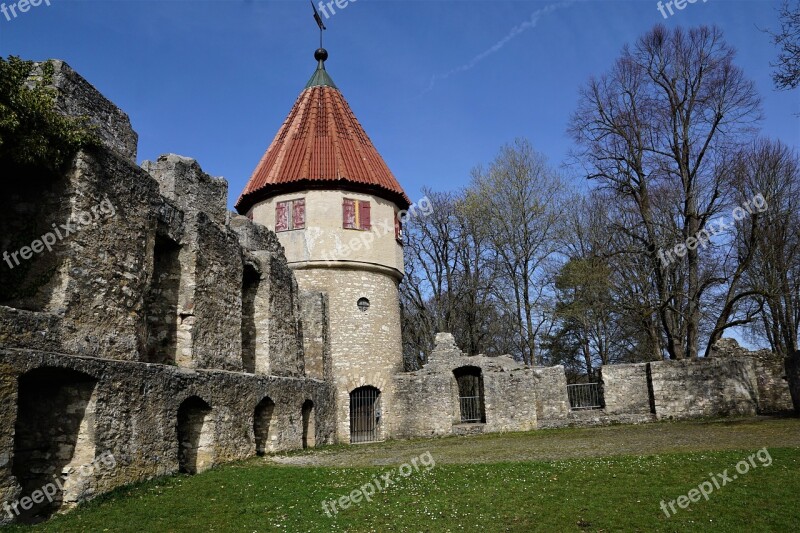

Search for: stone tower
xmin=236 ymin=48 xmax=410 ymax=444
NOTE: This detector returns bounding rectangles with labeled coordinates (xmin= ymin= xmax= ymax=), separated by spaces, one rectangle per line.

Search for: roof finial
xmin=314 ymin=48 xmax=329 ymax=70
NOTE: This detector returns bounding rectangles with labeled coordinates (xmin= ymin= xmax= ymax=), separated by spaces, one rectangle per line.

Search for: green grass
xmin=6 ymin=419 xmax=800 ymax=532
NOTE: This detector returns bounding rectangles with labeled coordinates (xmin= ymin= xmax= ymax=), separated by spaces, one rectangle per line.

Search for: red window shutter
xmin=275 ymin=202 xmax=289 ymax=232
xmin=343 ymin=199 xmax=356 ymax=229
xmin=359 ymin=201 xmax=371 ymax=230
xmin=293 ymin=199 xmax=305 ymax=229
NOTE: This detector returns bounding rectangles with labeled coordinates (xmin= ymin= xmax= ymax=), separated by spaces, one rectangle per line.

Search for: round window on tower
xmin=357 ymin=297 xmax=370 ymax=312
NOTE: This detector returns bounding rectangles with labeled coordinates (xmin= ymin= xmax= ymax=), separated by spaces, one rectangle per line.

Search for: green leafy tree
xmin=0 ymin=56 xmax=96 ymax=174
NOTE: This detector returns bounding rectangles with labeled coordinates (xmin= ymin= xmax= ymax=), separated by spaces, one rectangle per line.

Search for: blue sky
xmin=1 ymin=0 xmax=797 ymax=209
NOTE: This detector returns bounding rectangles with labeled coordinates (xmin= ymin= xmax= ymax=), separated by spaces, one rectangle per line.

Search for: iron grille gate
xmin=350 ymin=387 xmax=380 ymax=443
xmin=567 ymin=383 xmax=603 ymax=410
xmin=458 ymin=396 xmax=483 ymax=423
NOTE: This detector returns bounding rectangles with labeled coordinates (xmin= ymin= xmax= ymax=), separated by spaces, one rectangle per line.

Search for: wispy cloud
xmin=423 ymin=1 xmax=574 ymax=94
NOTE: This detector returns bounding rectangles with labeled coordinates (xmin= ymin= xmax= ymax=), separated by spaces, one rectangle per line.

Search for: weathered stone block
xmin=141 ymin=154 xmax=228 ymax=227
xmin=28 ymin=60 xmax=138 ymax=162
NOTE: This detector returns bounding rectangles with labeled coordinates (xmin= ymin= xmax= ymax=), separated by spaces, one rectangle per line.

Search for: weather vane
xmin=311 ymin=1 xmax=327 ymax=49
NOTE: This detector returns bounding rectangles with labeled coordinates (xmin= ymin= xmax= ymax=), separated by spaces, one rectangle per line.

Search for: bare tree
xmin=734 ymin=139 xmax=800 ymax=412
xmin=570 ymin=25 xmax=762 ymax=360
xmin=400 ymin=190 xmax=461 ymax=367
xmin=768 ymin=1 xmax=800 ymax=90
xmin=400 ymin=189 xmax=511 ymax=366
xmin=470 ymin=139 xmax=566 ymax=365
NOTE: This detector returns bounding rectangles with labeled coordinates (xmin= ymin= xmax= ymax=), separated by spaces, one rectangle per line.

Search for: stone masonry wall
xmin=299 ymin=291 xmax=330 ymax=381
xmin=598 ymin=339 xmax=793 ymax=420
xmin=0 ymin=60 xmax=328 ymax=523
xmin=29 ymin=60 xmax=138 ymax=163
xmin=532 ymin=365 xmax=571 ymax=423
xmin=392 ymin=333 xmax=556 ymax=438
xmin=229 ymin=214 xmax=305 ymax=377
xmin=293 ymin=267 xmax=403 ymax=443
xmin=1 ymin=148 xmax=160 ymax=361
xmin=0 ymin=348 xmax=335 ymax=525
xmin=708 ymin=338 xmax=793 ymax=413
xmin=647 ymin=357 xmax=759 ymax=420
xmin=600 ymin=363 xmax=652 ymax=416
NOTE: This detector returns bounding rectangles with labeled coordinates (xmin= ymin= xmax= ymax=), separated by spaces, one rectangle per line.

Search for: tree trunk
xmin=786 ymin=351 xmax=800 ymax=416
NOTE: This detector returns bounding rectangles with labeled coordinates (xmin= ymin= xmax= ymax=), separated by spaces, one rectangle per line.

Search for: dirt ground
xmin=264 ymin=416 xmax=800 ymax=467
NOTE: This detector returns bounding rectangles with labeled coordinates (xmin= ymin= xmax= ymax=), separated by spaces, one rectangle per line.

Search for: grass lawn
xmin=7 ymin=418 xmax=800 ymax=532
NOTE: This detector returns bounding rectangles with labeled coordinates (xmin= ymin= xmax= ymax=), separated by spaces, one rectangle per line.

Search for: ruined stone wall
xmin=600 ymin=363 xmax=652 ymax=416
xmin=0 ymin=60 xmax=328 ymax=523
xmin=229 ymin=214 xmax=305 ymax=377
xmin=192 ymin=214 xmax=247 ymax=371
xmin=0 ymin=146 xmax=307 ymax=376
xmin=597 ymin=339 xmax=793 ymax=420
xmin=392 ymin=372 xmax=454 ymax=439
xmin=299 ymin=291 xmax=330 ymax=381
xmin=391 ymin=334 xmax=550 ymax=438
xmin=28 ymin=60 xmax=138 ymax=163
xmin=752 ymin=356 xmax=793 ymax=413
xmin=1 ymin=148 xmax=160 ymax=360
xmin=532 ymin=365 xmax=571 ymax=424
xmin=708 ymin=338 xmax=793 ymax=413
xmin=647 ymin=358 xmax=759 ymax=419
xmin=0 ymin=348 xmax=335 ymax=524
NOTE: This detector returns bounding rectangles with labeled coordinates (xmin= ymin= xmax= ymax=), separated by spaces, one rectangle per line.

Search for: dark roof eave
xmin=235 ymin=179 xmax=412 ymax=214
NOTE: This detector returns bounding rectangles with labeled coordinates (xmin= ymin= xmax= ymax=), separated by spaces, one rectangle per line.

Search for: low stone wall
xmin=648 ymin=357 xmax=759 ymax=420
xmin=0 ymin=347 xmax=335 ymax=524
xmin=753 ymin=356 xmax=794 ymax=413
xmin=708 ymin=338 xmax=793 ymax=413
xmin=598 ymin=341 xmax=794 ymax=421
xmin=532 ymin=365 xmax=570 ymax=424
xmin=391 ymin=334 xmax=554 ymax=438
xmin=392 ymin=371 xmax=453 ymax=439
xmin=600 ymin=363 xmax=652 ymax=416
xmin=537 ymin=411 xmax=655 ymax=429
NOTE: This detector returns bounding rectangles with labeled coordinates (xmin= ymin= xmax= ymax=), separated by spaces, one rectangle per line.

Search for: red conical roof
xmin=235 ymin=58 xmax=410 ymax=213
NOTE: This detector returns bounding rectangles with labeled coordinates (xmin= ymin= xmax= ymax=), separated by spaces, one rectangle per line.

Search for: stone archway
xmin=12 ymin=367 xmax=98 ymax=522
xmin=253 ymin=397 xmax=275 ymax=456
xmin=177 ymin=396 xmax=215 ymax=474
xmin=453 ymin=366 xmax=486 ymax=424
xmin=301 ymin=400 xmax=315 ymax=449
xmin=349 ymin=386 xmax=381 ymax=443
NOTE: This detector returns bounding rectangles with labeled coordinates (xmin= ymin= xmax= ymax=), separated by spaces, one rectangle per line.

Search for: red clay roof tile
xmin=235 ymin=76 xmax=410 ymax=212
